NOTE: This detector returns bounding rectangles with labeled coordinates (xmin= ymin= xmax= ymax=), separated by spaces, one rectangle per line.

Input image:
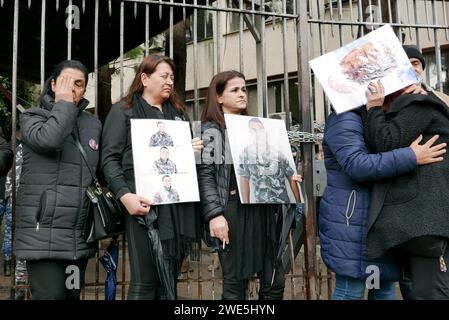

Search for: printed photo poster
xmin=131 ymin=119 xmax=199 ymax=205
xmin=224 ymin=114 xmax=302 ymax=204
xmin=309 ymin=24 xmax=417 ymax=114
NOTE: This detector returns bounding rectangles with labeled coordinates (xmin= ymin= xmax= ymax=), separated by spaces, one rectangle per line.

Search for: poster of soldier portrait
xmin=224 ymin=114 xmax=300 ymax=204
xmin=309 ymin=24 xmax=417 ymax=114
xmin=131 ymin=119 xmax=199 ymax=205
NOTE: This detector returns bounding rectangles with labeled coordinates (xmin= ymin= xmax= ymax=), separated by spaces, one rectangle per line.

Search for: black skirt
xmin=221 ymin=170 xmax=281 ymax=280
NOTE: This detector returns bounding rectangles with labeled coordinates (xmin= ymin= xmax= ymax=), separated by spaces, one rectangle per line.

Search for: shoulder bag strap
xmin=71 ymin=133 xmax=97 ymax=182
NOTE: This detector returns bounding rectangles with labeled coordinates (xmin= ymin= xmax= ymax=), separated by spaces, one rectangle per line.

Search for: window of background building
xmin=226 ymin=0 xmax=294 ymax=34
xmin=423 ymin=48 xmax=449 ymax=95
xmin=186 ymin=9 xmax=214 ymax=42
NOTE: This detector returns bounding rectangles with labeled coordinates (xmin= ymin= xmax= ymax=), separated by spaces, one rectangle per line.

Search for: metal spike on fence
xmin=56 ymin=0 xmax=59 ymax=12
xmin=159 ymin=1 xmax=162 ymax=20
xmin=0 ymin=0 xmax=3 ymax=8
xmin=83 ymin=0 xmax=86 ymax=13
xmin=109 ymin=0 xmax=112 ymax=17
xmin=28 ymin=0 xmax=31 ymax=9
xmin=183 ymin=0 xmax=186 ymax=21
xmin=134 ymin=2 xmax=137 ymax=19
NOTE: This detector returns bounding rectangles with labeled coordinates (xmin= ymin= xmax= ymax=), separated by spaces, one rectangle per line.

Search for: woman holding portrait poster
xmin=101 ymin=55 xmax=202 ymax=300
xmin=198 ymin=70 xmax=301 ymax=300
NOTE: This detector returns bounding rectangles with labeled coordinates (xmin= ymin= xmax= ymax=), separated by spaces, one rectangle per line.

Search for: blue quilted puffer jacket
xmin=319 ymin=109 xmax=417 ymax=281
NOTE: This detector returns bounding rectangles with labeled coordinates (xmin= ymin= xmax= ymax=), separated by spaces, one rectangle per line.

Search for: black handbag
xmin=73 ymin=134 xmax=125 ymax=243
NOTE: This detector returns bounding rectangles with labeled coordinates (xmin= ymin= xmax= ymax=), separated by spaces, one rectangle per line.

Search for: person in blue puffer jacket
xmin=320 ymin=88 xmax=447 ymax=300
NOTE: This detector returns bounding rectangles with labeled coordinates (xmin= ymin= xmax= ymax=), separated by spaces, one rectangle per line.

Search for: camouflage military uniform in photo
xmin=238 ymin=145 xmax=294 ymax=203
xmin=149 ymin=131 xmax=174 ymax=147
xmin=152 ymin=158 xmax=177 ymax=174
xmin=153 ymin=187 xmax=180 ymax=204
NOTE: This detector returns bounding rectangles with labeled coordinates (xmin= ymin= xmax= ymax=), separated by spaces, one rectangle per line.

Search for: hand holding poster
xmin=224 ymin=114 xmax=303 ymax=204
xmin=309 ymin=24 xmax=418 ymax=114
xmin=131 ymin=119 xmax=199 ymax=205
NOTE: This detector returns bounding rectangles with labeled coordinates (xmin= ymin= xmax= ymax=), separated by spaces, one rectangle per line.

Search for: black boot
xmin=4 ymin=259 xmax=11 ymax=277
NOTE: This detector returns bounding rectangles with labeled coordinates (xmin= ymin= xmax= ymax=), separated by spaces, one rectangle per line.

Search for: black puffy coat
xmin=14 ymin=95 xmax=101 ymax=260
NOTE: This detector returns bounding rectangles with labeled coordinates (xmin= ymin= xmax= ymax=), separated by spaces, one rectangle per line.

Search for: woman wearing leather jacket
xmin=198 ymin=70 xmax=299 ymax=300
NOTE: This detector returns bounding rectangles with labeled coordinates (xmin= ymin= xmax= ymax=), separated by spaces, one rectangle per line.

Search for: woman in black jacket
xmin=198 ymin=70 xmax=300 ymax=299
xmin=101 ymin=55 xmax=202 ymax=300
xmin=15 ymin=60 xmax=101 ymax=299
xmin=364 ymin=80 xmax=449 ymax=299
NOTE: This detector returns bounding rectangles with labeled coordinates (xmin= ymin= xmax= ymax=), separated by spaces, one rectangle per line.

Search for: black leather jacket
xmin=197 ymin=121 xmax=233 ymax=223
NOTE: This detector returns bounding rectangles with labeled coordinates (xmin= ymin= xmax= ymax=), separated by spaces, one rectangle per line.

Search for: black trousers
xmin=218 ymin=251 xmax=285 ymax=300
xmin=398 ymin=236 xmax=449 ymax=300
xmin=27 ymin=258 xmax=88 ymax=300
xmin=126 ymin=213 xmax=182 ymax=300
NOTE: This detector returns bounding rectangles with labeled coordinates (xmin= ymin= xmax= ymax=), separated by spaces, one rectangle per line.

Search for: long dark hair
xmin=123 ymin=55 xmax=184 ymax=111
xmin=201 ymin=70 xmax=247 ymax=128
xmin=39 ymin=60 xmax=89 ymax=103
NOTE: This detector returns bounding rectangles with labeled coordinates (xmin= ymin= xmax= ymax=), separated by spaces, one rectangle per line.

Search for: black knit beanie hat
xmin=403 ymin=45 xmax=426 ymax=70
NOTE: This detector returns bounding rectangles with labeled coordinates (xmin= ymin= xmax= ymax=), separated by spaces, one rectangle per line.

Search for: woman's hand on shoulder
xmin=120 ymin=193 xmax=152 ymax=215
xmin=410 ymin=134 xmax=446 ymax=165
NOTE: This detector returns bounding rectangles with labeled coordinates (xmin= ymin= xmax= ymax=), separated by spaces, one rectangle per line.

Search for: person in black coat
xmin=101 ymin=55 xmax=203 ymax=300
xmin=14 ymin=60 xmax=101 ymax=299
xmin=0 ymin=127 xmax=12 ymax=177
xmin=198 ymin=70 xmax=301 ymax=300
xmin=363 ymin=80 xmax=449 ymax=299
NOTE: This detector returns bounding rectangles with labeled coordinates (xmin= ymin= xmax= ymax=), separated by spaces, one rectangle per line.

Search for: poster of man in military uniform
xmin=153 ymin=147 xmax=178 ymax=174
xmin=225 ymin=115 xmax=301 ymax=204
xmin=152 ymin=175 xmax=180 ymax=204
xmin=131 ymin=119 xmax=200 ymax=205
xmin=149 ymin=121 xmax=174 ymax=147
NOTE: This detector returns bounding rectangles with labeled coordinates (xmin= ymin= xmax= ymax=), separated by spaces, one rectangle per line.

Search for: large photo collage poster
xmin=309 ymin=24 xmax=418 ymax=114
xmin=131 ymin=119 xmax=199 ymax=205
xmin=225 ymin=114 xmax=302 ymax=204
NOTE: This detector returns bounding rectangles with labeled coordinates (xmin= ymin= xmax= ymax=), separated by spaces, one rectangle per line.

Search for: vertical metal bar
xmin=109 ymin=0 xmax=112 ymax=16
xmin=413 ymin=0 xmax=420 ymax=48
xmin=239 ymin=0 xmax=244 ymax=73
xmin=11 ymin=0 xmax=19 ymax=300
xmin=297 ymin=0 xmax=317 ymax=300
xmin=145 ymin=4 xmax=149 ymax=56
xmin=134 ymin=2 xmax=137 ymax=19
xmin=216 ymin=0 xmax=222 ymax=73
xmin=387 ymin=0 xmax=393 ymax=23
xmin=120 ymin=1 xmax=124 ymax=98
xmin=424 ymin=0 xmax=431 ymax=40
xmin=121 ymin=234 xmax=127 ymax=300
xmin=376 ymin=0 xmax=382 ymax=24
xmin=443 ymin=0 xmax=449 ymax=40
xmin=405 ymin=0 xmax=412 ymax=40
xmin=169 ymin=0 xmax=174 ymax=59
xmin=94 ymin=0 xmax=99 ymax=117
xmin=1 ymin=0 xmax=4 ymax=8
xmin=328 ymin=0 xmax=334 ymax=37
xmin=395 ymin=0 xmax=402 ymax=42
xmin=28 ymin=0 xmax=31 ymax=9
xmin=367 ymin=0 xmax=373 ymax=30
xmin=40 ymin=0 xmax=46 ymax=90
xmin=349 ymin=0 xmax=355 ymax=37
xmin=358 ymin=0 xmax=364 ymax=36
xmin=193 ymin=0 xmax=199 ymax=125
xmin=82 ymin=0 xmax=85 ymax=13
xmin=67 ymin=0 xmax=72 ymax=59
xmin=337 ymin=0 xmax=343 ymax=46
xmin=432 ymin=0 xmax=442 ymax=91
xmin=159 ymin=0 xmax=163 ymax=20
xmin=317 ymin=0 xmax=329 ymax=119
xmin=56 ymin=0 xmax=59 ymax=12
xmin=256 ymin=0 xmax=267 ymax=117
xmin=282 ymin=0 xmax=290 ymax=129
